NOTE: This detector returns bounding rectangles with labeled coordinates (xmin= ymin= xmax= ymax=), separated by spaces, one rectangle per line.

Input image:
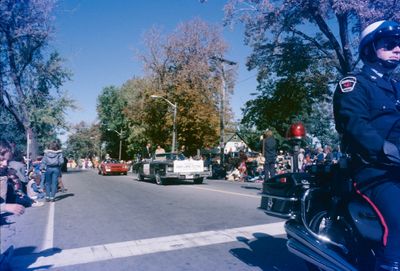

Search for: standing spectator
xmin=262 ymin=130 xmax=277 ymax=179
xmin=315 ymin=147 xmax=325 ymax=164
xmin=298 ymin=148 xmax=305 ymax=172
xmin=57 ymin=156 xmax=68 ymax=193
xmin=332 ymin=146 xmax=342 ymax=164
xmin=41 ymin=141 xmax=63 ymax=202
xmin=142 ymin=143 xmax=152 ymax=159
xmin=238 ymin=151 xmax=248 ymax=181
xmin=255 ymin=152 xmax=265 ymax=180
xmin=323 ymin=145 xmax=333 ymax=164
xmin=57 ymin=171 xmax=67 ymax=193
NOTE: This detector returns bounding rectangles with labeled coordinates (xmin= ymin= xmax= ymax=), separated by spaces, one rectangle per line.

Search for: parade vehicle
xmin=98 ymin=159 xmax=129 ymax=176
xmin=134 ymin=152 xmax=211 ymax=185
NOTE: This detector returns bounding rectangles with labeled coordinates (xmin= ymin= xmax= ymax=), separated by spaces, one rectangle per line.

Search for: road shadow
xmin=230 ymin=233 xmax=307 ymax=271
xmin=134 ymin=177 xmax=207 ymax=186
xmin=54 ymin=193 xmax=74 ymax=202
xmin=1 ymin=245 xmax=61 ymax=271
xmin=169 ymin=179 xmax=206 ymax=186
xmin=241 ymin=185 xmax=262 ymax=191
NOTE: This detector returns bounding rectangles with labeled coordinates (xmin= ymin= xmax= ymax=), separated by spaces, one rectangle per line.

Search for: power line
xmin=236 ymin=74 xmax=257 ymax=85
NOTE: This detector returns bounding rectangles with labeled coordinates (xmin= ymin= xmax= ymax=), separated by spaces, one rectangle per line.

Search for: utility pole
xmin=107 ymin=128 xmax=123 ymax=161
xmin=150 ymin=95 xmax=178 ymax=153
xmin=26 ymin=128 xmax=31 ymax=172
xmin=119 ymin=127 xmax=123 ymax=161
xmin=212 ymin=56 xmax=237 ymax=166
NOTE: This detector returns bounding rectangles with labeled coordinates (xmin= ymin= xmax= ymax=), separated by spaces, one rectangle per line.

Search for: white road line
xmin=188 ymin=186 xmax=261 ymax=198
xmin=12 ymin=222 xmax=285 ymax=270
xmin=41 ymin=202 xmax=55 ymax=251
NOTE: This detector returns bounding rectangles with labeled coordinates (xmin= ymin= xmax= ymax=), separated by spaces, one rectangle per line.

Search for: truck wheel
xmin=194 ymin=177 xmax=203 ymax=184
xmin=155 ymin=173 xmax=166 ymax=185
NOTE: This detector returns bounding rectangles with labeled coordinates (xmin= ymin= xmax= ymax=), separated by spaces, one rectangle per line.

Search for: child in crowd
xmin=27 ymin=171 xmax=45 ymax=201
xmin=7 ymin=169 xmax=43 ymax=207
xmin=238 ymin=160 xmax=247 ymax=182
xmin=57 ymin=171 xmax=67 ymax=193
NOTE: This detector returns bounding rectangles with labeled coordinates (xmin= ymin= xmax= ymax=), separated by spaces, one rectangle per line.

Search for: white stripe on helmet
xmin=360 ymin=20 xmax=385 ymax=40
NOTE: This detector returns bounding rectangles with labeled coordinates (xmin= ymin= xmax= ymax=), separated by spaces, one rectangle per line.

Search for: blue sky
xmin=52 ymin=0 xmax=258 ymax=127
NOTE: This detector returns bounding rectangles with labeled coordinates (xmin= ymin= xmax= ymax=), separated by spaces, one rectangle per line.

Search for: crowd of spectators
xmin=222 ymin=144 xmax=342 ymax=183
xmin=1 ymin=140 xmax=70 ymax=213
xmin=0 ymin=139 xmax=71 ymax=268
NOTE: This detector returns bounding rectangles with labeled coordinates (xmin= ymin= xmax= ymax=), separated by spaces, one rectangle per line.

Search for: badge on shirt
xmin=339 ymin=76 xmax=357 ymax=93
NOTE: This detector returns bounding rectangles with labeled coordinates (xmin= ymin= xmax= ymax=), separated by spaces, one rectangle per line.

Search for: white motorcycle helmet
xmin=359 ymin=20 xmax=400 ymax=68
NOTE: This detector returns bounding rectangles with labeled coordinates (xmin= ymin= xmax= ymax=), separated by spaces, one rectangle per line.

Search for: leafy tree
xmin=97 ymin=86 xmax=129 ymax=159
xmin=306 ymin=98 xmax=339 ymax=148
xmin=134 ymin=18 xmax=236 ymax=155
xmin=224 ymin=0 xmax=400 ymax=143
xmin=64 ymin=122 xmax=101 ymax=162
xmin=119 ymin=77 xmax=152 ymax=157
xmin=225 ymin=0 xmax=400 ymax=75
xmin=0 ymin=104 xmax=25 ymax=154
xmin=0 ymin=0 xmax=74 ymax=157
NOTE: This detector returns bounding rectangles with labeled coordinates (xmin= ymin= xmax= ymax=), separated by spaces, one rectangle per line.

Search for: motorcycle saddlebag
xmin=259 ymin=172 xmax=310 ymax=219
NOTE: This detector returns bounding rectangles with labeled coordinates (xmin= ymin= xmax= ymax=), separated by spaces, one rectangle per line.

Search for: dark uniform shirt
xmin=333 ymin=65 xmax=400 ymax=183
xmin=263 ymin=136 xmax=277 ymax=163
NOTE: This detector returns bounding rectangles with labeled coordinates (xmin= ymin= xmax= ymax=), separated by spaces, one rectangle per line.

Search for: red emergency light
xmin=287 ymin=122 xmax=306 ymax=140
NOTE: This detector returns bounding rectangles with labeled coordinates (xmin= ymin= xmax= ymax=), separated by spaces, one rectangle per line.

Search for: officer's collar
xmin=362 ymin=65 xmax=383 ymax=80
xmin=363 ymin=65 xmax=395 ymax=92
xmin=371 ymin=68 xmax=383 ymax=78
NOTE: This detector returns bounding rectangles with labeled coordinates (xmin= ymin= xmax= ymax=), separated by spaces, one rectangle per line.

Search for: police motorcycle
xmin=259 ymin=123 xmax=381 ymax=271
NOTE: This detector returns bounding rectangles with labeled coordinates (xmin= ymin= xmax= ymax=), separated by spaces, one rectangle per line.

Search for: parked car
xmin=98 ymin=159 xmax=129 ymax=175
xmin=133 ymin=153 xmax=211 ymax=185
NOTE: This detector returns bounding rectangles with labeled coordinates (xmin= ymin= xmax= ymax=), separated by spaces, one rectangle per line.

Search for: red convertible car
xmin=98 ymin=159 xmax=129 ymax=175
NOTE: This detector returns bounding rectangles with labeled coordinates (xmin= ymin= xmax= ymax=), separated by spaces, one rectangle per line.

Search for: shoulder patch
xmin=339 ymin=76 xmax=357 ymax=93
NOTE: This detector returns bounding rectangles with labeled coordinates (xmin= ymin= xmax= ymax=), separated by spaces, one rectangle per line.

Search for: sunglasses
xmin=377 ymin=38 xmax=400 ymax=50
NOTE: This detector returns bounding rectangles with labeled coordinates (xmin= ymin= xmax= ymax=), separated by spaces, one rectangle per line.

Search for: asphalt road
xmin=1 ymin=169 xmax=308 ymax=271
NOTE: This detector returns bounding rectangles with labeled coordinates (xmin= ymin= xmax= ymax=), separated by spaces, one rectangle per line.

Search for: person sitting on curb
xmin=0 ymin=141 xmax=24 ymax=271
xmin=7 ymin=169 xmax=43 ymax=207
xmin=0 ymin=139 xmax=24 ymax=215
xmin=27 ymin=171 xmax=45 ymax=201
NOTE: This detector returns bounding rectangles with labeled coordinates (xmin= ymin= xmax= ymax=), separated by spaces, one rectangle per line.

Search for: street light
xmin=107 ymin=128 xmax=123 ymax=161
xmin=211 ymin=56 xmax=237 ymax=166
xmin=150 ymin=95 xmax=177 ymax=153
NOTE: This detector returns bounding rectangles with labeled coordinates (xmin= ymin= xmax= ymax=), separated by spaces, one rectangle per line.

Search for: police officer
xmin=333 ymin=20 xmax=400 ymax=270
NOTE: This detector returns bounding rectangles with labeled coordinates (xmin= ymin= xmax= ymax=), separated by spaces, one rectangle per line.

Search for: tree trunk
xmin=26 ymin=126 xmax=39 ymax=160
